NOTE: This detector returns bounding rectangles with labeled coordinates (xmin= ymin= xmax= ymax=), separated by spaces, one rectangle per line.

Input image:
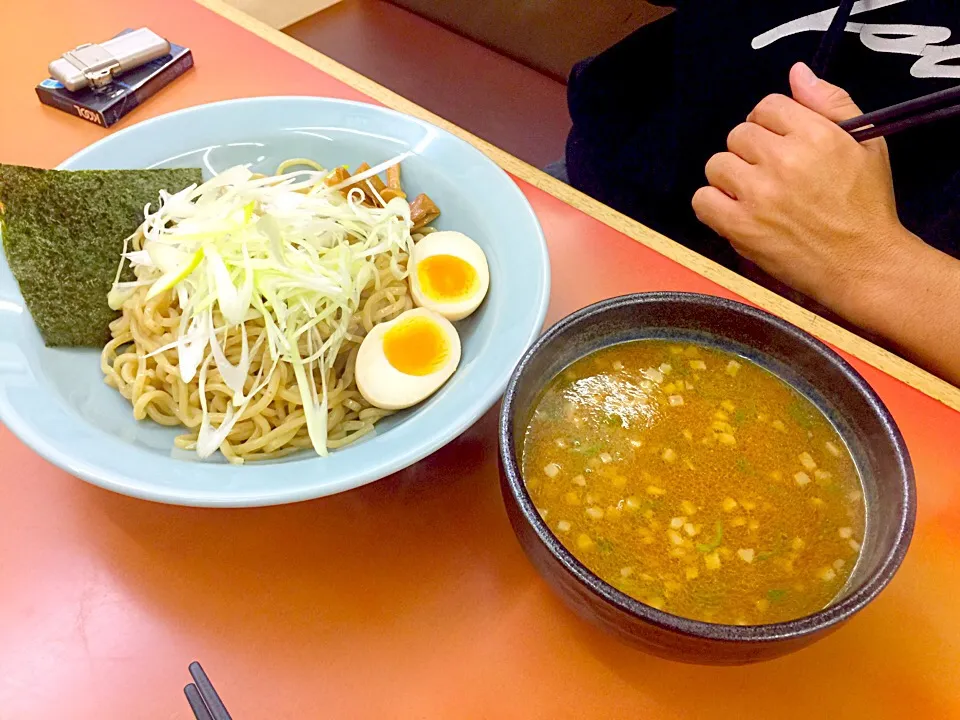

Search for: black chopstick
xmin=848 ymin=102 xmax=960 ymax=142
xmin=840 ymin=84 xmax=960 ymax=142
xmin=811 ymin=0 xmax=856 ymax=77
xmin=185 ymin=662 xmax=233 ymax=720
xmin=185 ymin=684 xmax=215 ymax=720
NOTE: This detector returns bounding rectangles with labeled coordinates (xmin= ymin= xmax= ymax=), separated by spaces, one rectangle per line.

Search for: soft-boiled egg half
xmin=409 ymin=231 xmax=489 ymax=321
xmin=356 ymin=308 xmax=461 ymax=410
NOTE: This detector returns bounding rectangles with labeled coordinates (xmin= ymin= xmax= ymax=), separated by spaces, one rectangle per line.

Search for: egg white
xmin=409 ymin=231 xmax=490 ymax=321
xmin=355 ymin=308 xmax=462 ymax=410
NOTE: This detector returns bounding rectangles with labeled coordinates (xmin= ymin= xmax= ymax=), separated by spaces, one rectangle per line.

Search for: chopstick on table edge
xmin=185 ymin=661 xmax=233 ymax=720
xmin=840 ymin=84 xmax=960 ymax=142
xmin=185 ymin=683 xmax=215 ymax=720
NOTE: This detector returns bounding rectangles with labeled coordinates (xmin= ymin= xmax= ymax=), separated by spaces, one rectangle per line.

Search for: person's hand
xmin=692 ymin=62 xmax=921 ymax=314
xmin=692 ymin=61 xmax=960 ymax=386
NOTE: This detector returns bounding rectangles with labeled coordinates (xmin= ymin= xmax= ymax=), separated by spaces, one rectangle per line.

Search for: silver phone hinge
xmin=62 ymin=43 xmax=121 ymax=89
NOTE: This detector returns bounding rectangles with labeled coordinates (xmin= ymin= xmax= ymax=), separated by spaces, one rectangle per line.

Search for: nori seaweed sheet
xmin=0 ymin=164 xmax=202 ymax=347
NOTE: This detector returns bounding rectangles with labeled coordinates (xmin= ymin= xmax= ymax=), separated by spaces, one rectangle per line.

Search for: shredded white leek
xmin=111 ymin=158 xmax=415 ymax=458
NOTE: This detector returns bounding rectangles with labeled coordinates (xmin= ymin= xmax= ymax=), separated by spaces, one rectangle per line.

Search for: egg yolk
xmin=416 ymin=254 xmax=478 ymax=301
xmin=382 ymin=315 xmax=450 ymax=376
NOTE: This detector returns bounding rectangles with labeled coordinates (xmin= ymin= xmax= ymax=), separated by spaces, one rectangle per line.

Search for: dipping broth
xmin=521 ymin=341 xmax=866 ymax=625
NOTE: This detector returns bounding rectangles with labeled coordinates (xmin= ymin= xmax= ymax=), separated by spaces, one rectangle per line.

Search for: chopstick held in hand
xmin=840 ymin=84 xmax=960 ymax=142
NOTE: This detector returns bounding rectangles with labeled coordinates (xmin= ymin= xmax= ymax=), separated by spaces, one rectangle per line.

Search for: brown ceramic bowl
xmin=498 ymin=293 xmax=915 ymax=665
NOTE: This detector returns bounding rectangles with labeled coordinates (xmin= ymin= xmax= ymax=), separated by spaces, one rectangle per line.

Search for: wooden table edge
xmin=195 ymin=0 xmax=960 ymax=413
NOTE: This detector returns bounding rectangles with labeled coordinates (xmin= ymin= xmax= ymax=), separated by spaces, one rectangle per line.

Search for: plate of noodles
xmin=0 ymin=97 xmax=549 ymax=506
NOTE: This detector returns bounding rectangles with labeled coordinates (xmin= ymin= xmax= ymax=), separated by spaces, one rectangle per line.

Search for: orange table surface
xmin=2 ymin=1 xmax=960 ymax=718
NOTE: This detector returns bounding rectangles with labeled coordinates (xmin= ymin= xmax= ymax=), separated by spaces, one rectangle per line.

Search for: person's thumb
xmin=789 ymin=62 xmax=863 ymax=122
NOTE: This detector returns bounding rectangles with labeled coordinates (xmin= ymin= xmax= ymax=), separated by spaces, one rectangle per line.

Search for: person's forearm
xmin=829 ymin=228 xmax=960 ymax=386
